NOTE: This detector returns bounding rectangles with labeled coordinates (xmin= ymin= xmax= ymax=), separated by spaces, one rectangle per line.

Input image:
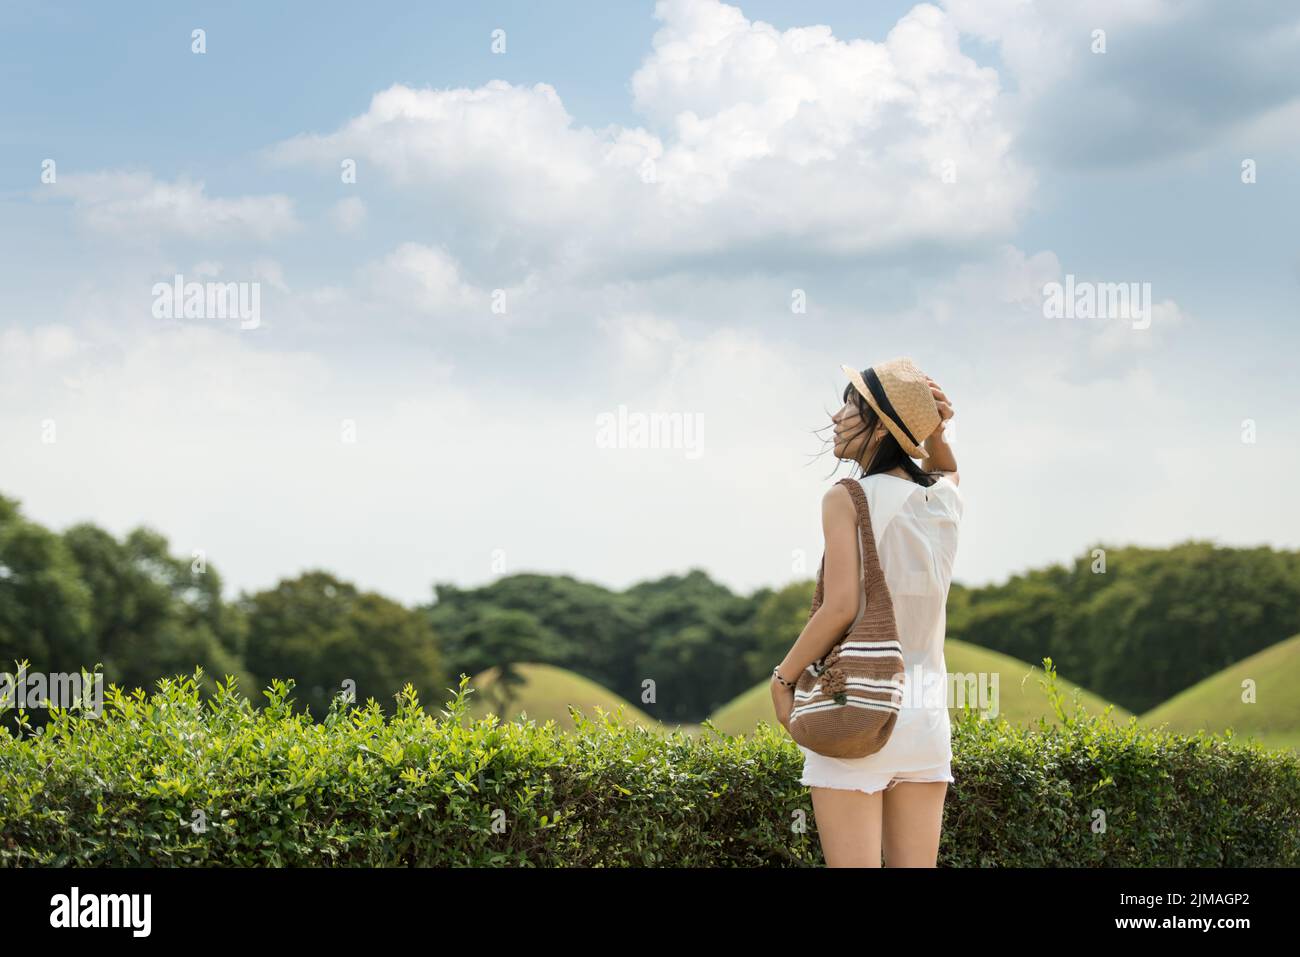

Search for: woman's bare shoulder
xmin=820 ymin=482 xmax=856 ymax=523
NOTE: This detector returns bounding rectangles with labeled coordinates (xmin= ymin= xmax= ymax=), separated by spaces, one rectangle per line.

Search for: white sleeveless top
xmin=798 ymin=472 xmax=964 ymax=778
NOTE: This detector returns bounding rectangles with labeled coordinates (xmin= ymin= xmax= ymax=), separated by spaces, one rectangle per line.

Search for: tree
xmin=61 ymin=523 xmax=254 ymax=697
xmin=0 ymin=495 xmax=93 ymax=675
xmin=241 ymin=571 xmax=443 ymax=717
xmin=625 ymin=569 xmax=766 ymax=720
xmin=426 ymin=573 xmax=641 ymax=694
xmin=744 ymin=579 xmax=817 ymax=679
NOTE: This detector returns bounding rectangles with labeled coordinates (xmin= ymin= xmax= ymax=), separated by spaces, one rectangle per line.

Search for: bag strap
xmin=809 ymin=477 xmax=885 ymax=616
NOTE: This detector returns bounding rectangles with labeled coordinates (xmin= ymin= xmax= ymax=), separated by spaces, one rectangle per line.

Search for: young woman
xmin=769 ymin=358 xmax=960 ymax=868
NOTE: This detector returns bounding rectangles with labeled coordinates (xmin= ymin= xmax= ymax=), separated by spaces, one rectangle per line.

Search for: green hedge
xmin=2 ymin=662 xmax=1297 ymax=866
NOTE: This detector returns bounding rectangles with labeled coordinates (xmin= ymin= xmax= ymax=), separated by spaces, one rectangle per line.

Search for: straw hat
xmin=840 ymin=357 xmax=941 ymax=459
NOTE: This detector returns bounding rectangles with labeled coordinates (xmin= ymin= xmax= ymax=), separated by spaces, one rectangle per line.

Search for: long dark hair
xmin=823 ymin=379 xmax=937 ymax=486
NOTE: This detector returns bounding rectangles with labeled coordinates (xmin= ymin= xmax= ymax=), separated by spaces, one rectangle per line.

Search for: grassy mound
xmin=462 ymin=662 xmax=661 ymax=732
xmin=1140 ymin=633 xmax=1300 ymax=752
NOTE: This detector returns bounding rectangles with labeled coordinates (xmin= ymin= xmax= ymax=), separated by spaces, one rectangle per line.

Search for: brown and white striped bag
xmin=787 ymin=476 xmax=906 ymax=759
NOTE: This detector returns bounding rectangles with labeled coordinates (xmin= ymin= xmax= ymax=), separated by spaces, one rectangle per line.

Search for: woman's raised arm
xmin=924 ymin=376 xmax=958 ymax=485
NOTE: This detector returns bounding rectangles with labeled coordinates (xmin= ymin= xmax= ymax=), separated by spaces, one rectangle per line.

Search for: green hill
xmin=462 ymin=662 xmax=665 ymax=732
xmin=1139 ymin=633 xmax=1300 ymax=752
xmin=708 ymin=638 xmax=1132 ymax=735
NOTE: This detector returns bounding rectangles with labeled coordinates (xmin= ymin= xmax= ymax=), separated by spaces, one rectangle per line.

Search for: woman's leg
xmin=881 ymin=781 xmax=948 ymax=867
xmin=809 ymin=786 xmax=884 ymax=867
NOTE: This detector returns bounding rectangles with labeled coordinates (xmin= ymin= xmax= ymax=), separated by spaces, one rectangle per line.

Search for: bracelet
xmin=771 ymin=667 xmax=797 ymax=689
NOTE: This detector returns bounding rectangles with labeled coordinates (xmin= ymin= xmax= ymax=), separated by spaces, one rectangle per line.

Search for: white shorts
xmin=801 ymin=760 xmax=954 ymax=796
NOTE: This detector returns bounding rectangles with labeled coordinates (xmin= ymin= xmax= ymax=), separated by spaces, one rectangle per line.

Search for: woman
xmin=770 ymin=358 xmax=961 ymax=868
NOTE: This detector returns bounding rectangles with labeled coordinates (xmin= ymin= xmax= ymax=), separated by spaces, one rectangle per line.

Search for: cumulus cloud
xmin=268 ymin=0 xmax=1032 ymax=276
xmin=42 ymin=170 xmax=298 ymax=241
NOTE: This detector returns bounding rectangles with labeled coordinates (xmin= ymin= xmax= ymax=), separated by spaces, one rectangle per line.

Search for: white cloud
xmin=360 ymin=242 xmax=485 ymax=316
xmin=269 ymin=80 xmax=611 ymax=228
xmin=43 ymin=170 xmax=298 ymax=241
xmin=916 ymin=243 xmax=1063 ymax=324
xmin=941 ymin=0 xmax=1181 ymax=96
xmin=269 ymin=0 xmax=1032 ymax=274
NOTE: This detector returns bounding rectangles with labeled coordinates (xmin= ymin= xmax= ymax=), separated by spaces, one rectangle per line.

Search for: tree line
xmin=946 ymin=542 xmax=1300 ymax=713
xmin=4 ymin=492 xmax=1298 ymax=722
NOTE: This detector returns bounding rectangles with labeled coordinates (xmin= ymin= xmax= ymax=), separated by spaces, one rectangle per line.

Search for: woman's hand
xmin=770 ymin=672 xmax=795 ymax=730
xmin=927 ymin=376 xmax=954 ymax=435
xmin=924 ymin=375 xmax=959 ymax=481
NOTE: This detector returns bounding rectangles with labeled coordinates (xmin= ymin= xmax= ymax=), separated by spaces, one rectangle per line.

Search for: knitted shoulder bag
xmin=787 ymin=476 xmax=906 ymax=759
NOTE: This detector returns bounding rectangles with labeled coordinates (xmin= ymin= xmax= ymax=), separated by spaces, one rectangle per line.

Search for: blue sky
xmin=3 ymin=0 xmax=1299 ymax=604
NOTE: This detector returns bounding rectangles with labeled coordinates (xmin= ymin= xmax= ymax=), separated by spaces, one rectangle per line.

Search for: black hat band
xmin=863 ymin=367 xmax=920 ymax=447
